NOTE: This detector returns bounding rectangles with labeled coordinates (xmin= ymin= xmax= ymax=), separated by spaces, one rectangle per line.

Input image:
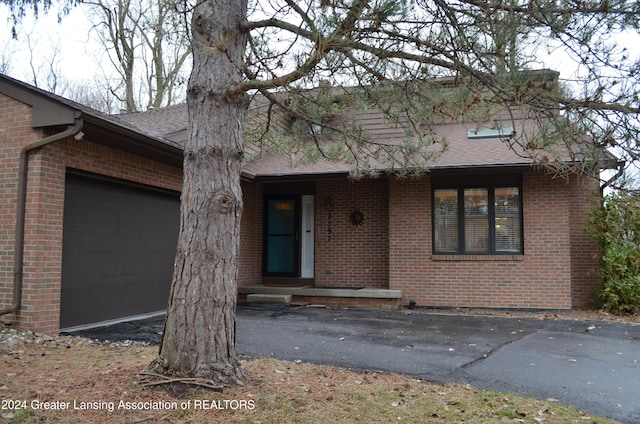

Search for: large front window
xmin=433 ymin=176 xmax=522 ymax=255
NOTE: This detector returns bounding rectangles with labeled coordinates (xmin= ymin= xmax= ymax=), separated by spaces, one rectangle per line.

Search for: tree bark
xmin=153 ymin=0 xmax=248 ymax=384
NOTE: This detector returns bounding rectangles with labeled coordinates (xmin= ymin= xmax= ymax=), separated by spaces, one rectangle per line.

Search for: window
xmin=467 ymin=126 xmax=514 ymax=139
xmin=433 ymin=175 xmax=522 ymax=255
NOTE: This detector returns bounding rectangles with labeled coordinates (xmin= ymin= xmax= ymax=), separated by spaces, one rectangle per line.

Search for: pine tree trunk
xmin=153 ymin=0 xmax=248 ymax=384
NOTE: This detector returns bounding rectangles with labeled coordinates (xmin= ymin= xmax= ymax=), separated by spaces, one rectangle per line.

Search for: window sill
xmin=431 ymin=254 xmax=524 ymax=261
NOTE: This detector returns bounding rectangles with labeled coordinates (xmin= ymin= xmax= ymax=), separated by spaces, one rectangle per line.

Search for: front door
xmin=264 ymin=195 xmax=314 ymax=278
xmin=265 ymin=197 xmax=298 ymax=276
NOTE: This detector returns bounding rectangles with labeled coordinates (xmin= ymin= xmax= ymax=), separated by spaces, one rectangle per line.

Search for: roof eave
xmin=1 ymin=74 xmax=184 ymax=168
xmin=81 ymin=113 xmax=184 ymax=167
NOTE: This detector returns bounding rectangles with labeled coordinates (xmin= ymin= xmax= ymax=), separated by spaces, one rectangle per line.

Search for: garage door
xmin=60 ymin=171 xmax=180 ymax=329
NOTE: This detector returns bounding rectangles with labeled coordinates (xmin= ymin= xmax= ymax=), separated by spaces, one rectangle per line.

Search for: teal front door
xmin=264 ymin=197 xmax=298 ymax=276
xmin=263 ymin=195 xmax=315 ymax=278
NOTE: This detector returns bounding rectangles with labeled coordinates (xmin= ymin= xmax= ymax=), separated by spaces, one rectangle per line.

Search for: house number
xmin=325 ymin=197 xmax=333 ymax=242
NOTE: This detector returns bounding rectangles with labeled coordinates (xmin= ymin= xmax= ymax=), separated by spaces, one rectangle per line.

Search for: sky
xmin=3 ymin=3 xmax=639 ymax=97
xmin=1 ymin=4 xmax=99 ymax=86
xmin=2 ymin=3 xmax=638 ymax=184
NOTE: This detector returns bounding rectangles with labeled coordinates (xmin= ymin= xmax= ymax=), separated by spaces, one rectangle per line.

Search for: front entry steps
xmin=239 ymin=285 xmax=402 ymax=309
xmin=246 ymin=293 xmax=293 ymax=305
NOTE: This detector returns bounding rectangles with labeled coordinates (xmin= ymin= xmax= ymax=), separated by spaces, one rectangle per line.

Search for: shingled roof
xmin=118 ymin=104 xmax=189 ymax=142
xmin=116 ymin=75 xmax=611 ymax=179
xmin=117 ymin=105 xmax=542 ymax=179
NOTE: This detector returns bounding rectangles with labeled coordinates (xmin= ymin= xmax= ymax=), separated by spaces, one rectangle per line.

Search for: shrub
xmin=587 ymin=192 xmax=640 ymax=314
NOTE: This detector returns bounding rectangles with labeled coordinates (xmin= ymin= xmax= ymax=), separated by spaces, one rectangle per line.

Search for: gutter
xmin=600 ymin=160 xmax=625 ymax=195
xmin=0 ymin=119 xmax=84 ymax=317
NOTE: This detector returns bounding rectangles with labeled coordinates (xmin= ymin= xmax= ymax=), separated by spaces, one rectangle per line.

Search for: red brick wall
xmin=237 ymin=170 xmax=601 ymax=309
xmin=0 ymin=93 xmax=183 ymax=333
xmin=388 ymin=170 xmax=599 ymax=310
xmin=238 ymin=181 xmax=262 ymax=286
xmin=314 ymin=178 xmax=389 ymax=288
xmin=0 ymin=96 xmax=42 ymax=326
xmin=388 ymin=177 xmax=432 ymax=303
xmin=568 ymin=175 xmax=602 ymax=307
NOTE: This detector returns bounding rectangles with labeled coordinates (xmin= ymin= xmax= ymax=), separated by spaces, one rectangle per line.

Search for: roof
xmin=0 ymin=74 xmax=183 ymax=167
xmin=115 ymin=73 xmax=611 ymax=179
xmin=3 ymin=72 xmax=611 ymax=179
xmin=240 ymin=122 xmax=536 ymax=179
xmin=118 ymin=104 xmax=189 ymax=142
xmin=115 ymin=97 xmax=545 ymax=179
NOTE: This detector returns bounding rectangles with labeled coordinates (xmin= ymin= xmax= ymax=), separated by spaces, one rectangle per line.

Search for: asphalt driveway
xmin=68 ymin=304 xmax=640 ymax=424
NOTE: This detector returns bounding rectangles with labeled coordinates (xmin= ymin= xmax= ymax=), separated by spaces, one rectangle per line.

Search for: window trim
xmin=467 ymin=126 xmax=515 ymax=139
xmin=432 ymin=174 xmax=523 ymax=256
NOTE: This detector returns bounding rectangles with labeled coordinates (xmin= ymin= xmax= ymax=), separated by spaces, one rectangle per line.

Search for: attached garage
xmin=1 ymin=74 xmax=184 ymax=333
xmin=60 ymin=170 xmax=180 ymax=329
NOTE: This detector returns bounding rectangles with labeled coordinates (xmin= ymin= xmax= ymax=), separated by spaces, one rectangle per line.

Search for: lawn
xmin=0 ymin=325 xmax=620 ymax=423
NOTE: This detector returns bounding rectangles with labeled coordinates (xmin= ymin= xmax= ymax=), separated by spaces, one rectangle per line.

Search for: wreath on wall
xmin=349 ymin=209 xmax=366 ymax=228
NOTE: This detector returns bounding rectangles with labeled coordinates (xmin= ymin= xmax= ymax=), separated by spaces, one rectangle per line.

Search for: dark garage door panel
xmin=60 ymin=172 xmax=180 ymax=328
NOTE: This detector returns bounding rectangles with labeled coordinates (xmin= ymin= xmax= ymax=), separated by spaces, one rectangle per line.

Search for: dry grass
xmin=0 ymin=330 xmax=621 ymax=424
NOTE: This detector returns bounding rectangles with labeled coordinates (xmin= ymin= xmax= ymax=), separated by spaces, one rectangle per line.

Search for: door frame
xmin=300 ymin=194 xmax=315 ymax=278
xmin=263 ymin=195 xmax=300 ymax=277
xmin=262 ymin=192 xmax=315 ymax=281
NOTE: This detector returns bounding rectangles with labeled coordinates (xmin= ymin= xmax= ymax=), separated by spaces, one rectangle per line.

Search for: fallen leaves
xmin=0 ymin=325 xmax=624 ymax=424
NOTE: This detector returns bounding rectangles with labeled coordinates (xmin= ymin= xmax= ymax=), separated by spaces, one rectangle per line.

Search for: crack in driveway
xmin=454 ymin=328 xmax=536 ymax=383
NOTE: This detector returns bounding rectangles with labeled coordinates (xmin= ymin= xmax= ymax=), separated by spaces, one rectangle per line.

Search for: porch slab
xmin=239 ymin=285 xmax=402 ymax=298
xmin=246 ymin=294 xmax=292 ymax=304
xmin=238 ymin=285 xmax=402 ymax=309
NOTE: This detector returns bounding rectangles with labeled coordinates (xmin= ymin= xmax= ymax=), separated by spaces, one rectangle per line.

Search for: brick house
xmin=1 ymin=73 xmax=604 ymax=334
xmin=119 ymin=79 xmax=605 ymax=311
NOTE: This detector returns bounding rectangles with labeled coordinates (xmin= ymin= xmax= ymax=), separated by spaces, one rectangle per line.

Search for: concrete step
xmin=246 ymin=293 xmax=292 ymax=304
